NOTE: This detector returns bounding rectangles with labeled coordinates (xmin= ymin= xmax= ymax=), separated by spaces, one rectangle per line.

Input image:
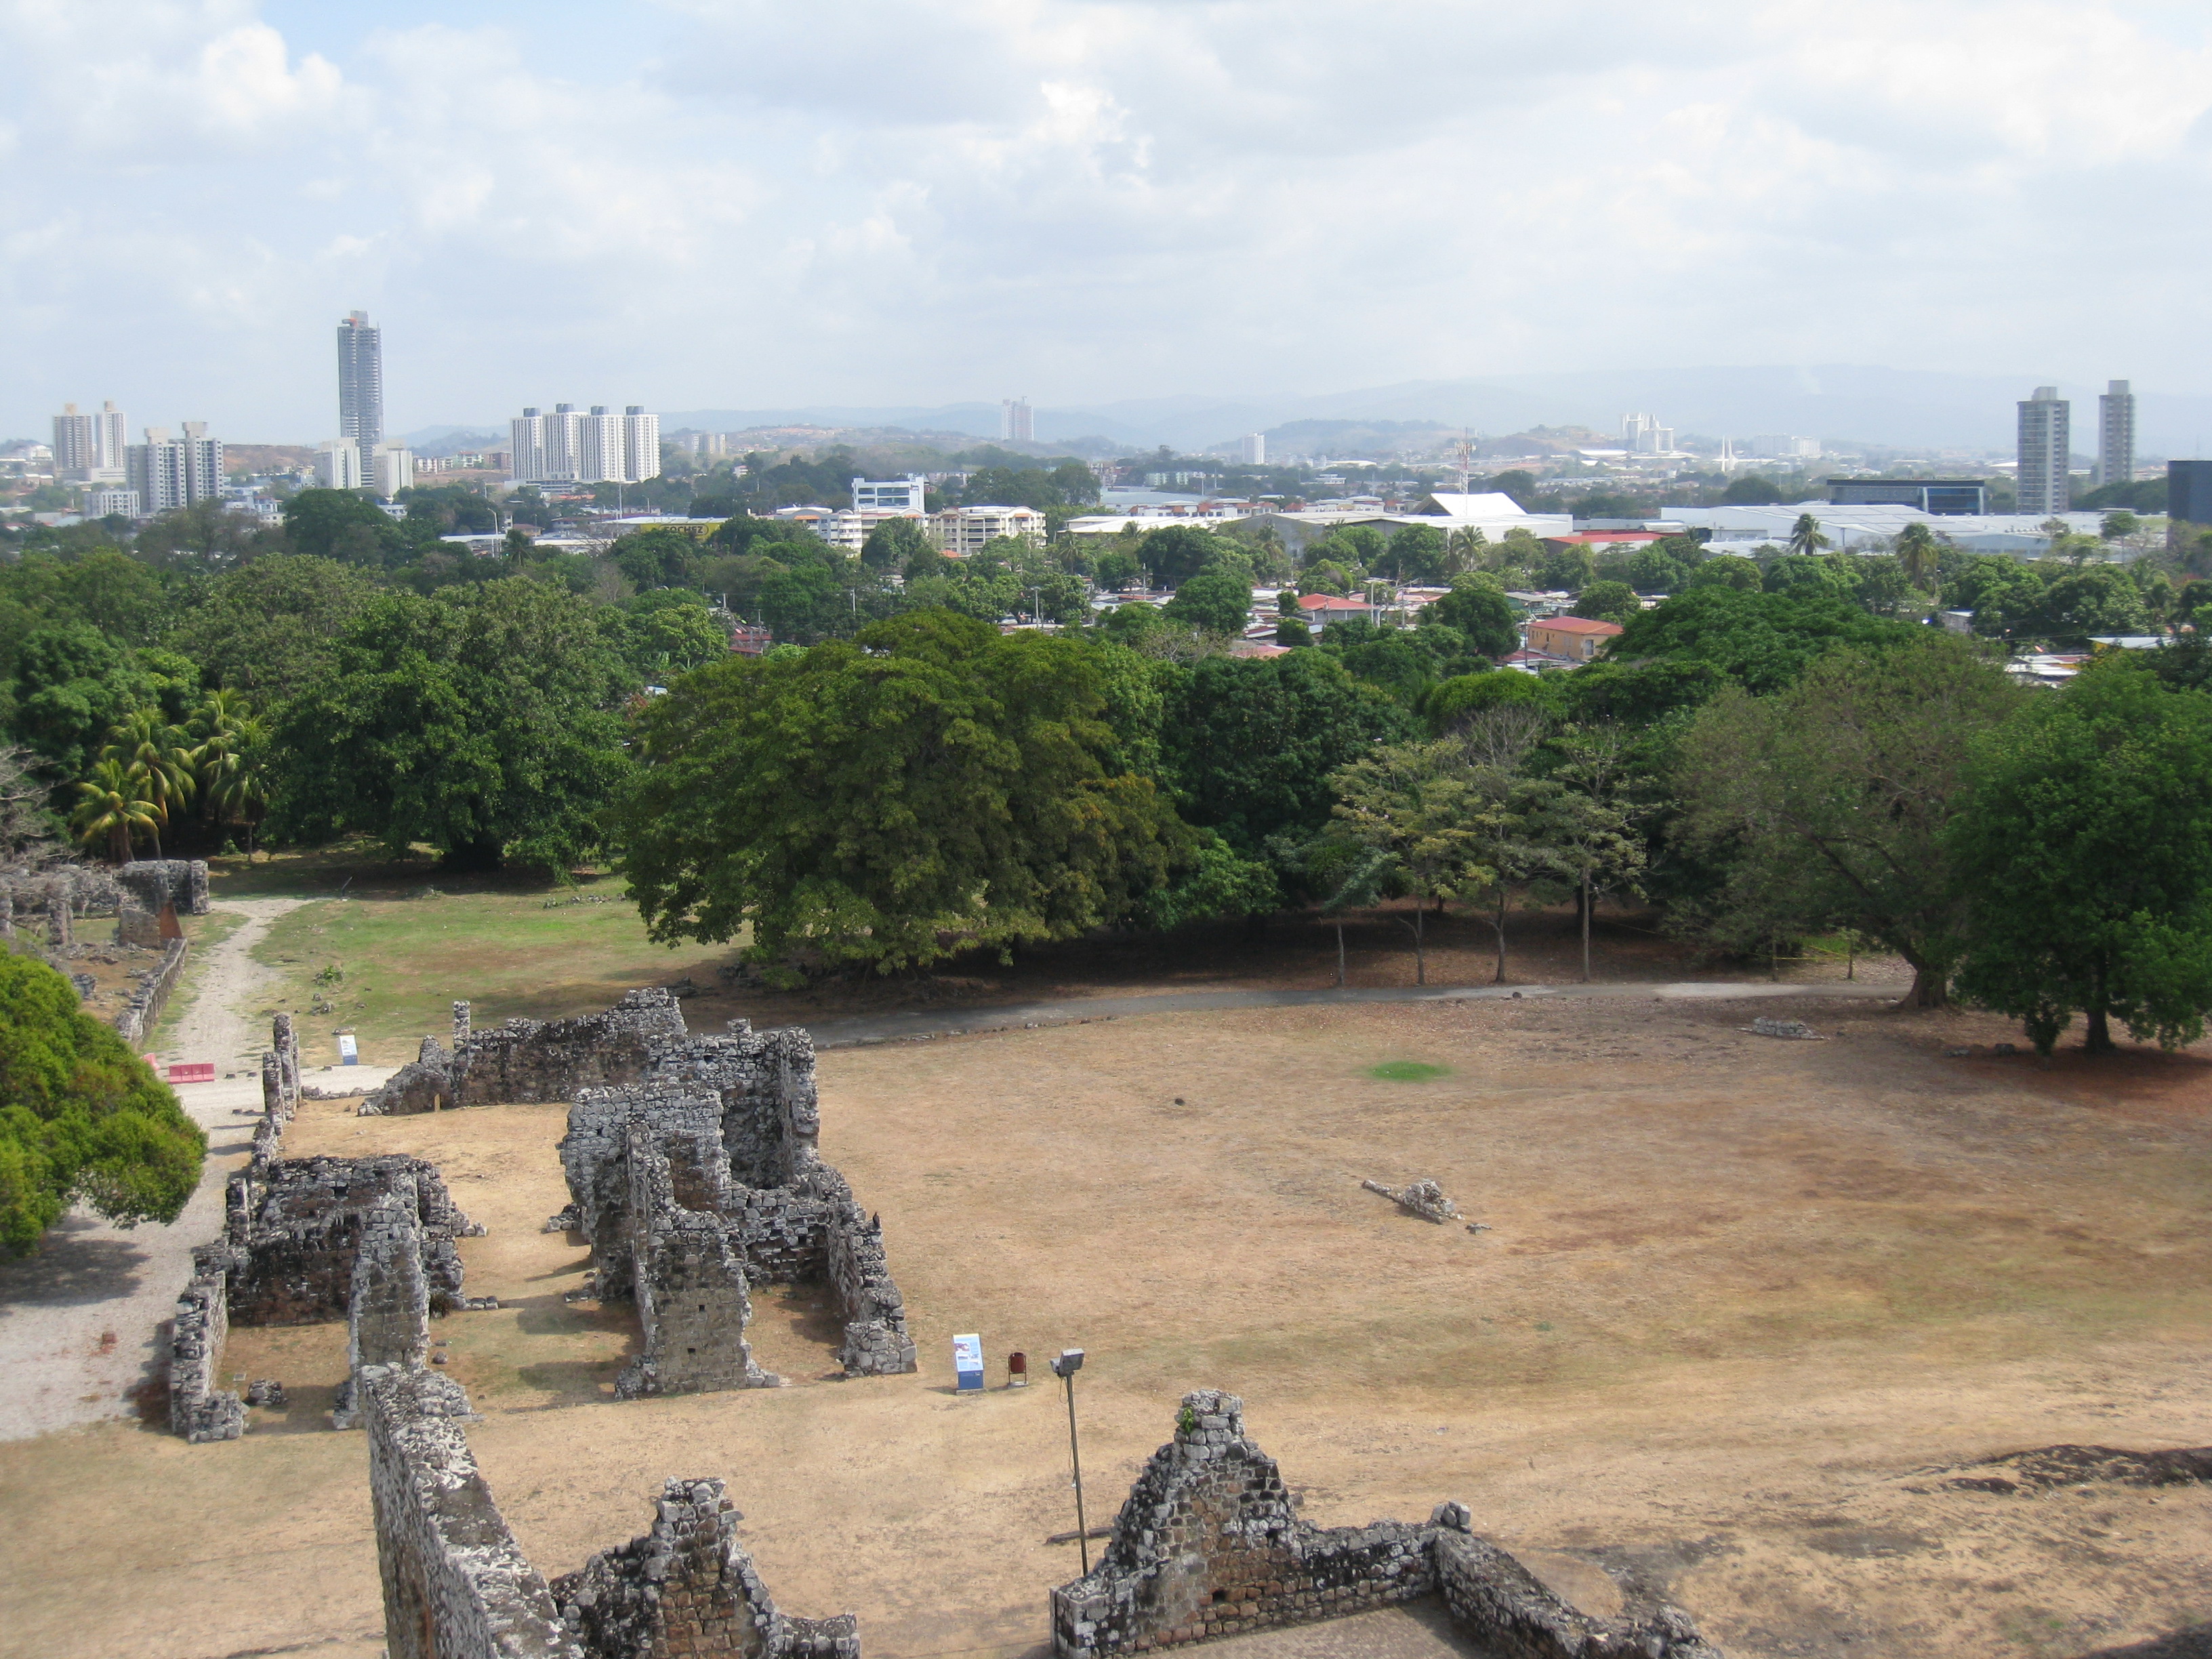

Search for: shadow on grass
xmin=207 ymin=837 xmax=617 ymax=903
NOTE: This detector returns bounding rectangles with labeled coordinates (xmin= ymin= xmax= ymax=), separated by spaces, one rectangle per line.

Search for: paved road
xmin=0 ymin=898 xmax=309 ymax=1441
xmin=802 ymin=976 xmax=1904 ymax=1048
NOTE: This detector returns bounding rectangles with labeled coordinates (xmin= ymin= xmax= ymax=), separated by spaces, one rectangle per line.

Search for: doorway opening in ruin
xmin=743 ymin=1282 xmax=851 ymax=1382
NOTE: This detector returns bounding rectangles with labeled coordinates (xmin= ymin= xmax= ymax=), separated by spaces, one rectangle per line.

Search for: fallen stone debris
xmin=1361 ymin=1176 xmax=1462 ymax=1224
xmin=1746 ymin=1017 xmax=1825 ymax=1040
xmin=1052 ymin=1391 xmax=1719 ymax=1657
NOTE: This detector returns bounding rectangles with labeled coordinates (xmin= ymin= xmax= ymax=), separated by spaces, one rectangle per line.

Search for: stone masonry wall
xmin=550 ymin=1478 xmax=859 ymax=1659
xmin=114 ymin=936 xmax=188 ymax=1045
xmin=1050 ymin=1392 xmax=1720 ymax=1658
xmin=167 ymin=1250 xmax=245 ymax=1443
xmin=367 ymin=1370 xmax=857 ymax=1659
xmin=367 ymin=1369 xmax=585 ymax=1659
xmin=333 ymin=1193 xmax=435 ymax=1429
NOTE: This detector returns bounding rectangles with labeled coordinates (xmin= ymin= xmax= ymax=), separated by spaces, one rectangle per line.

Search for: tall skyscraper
xmin=2096 ymin=380 xmax=2135 ymax=489
xmin=52 ymin=400 xmax=128 ymax=482
xmin=580 ymin=406 xmax=623 ymax=484
xmin=128 ymin=422 xmax=223 ymax=512
xmin=1001 ymin=397 xmax=1033 ymax=443
xmin=2169 ymin=460 xmax=2212 ymax=528
xmin=337 ymin=310 xmax=384 ymax=462
xmin=2016 ymin=386 xmax=2070 ymax=515
xmin=623 ymin=407 xmax=660 ymax=483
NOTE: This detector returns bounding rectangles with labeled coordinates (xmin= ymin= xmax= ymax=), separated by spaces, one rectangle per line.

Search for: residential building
xmin=510 ymin=405 xmax=659 ymax=484
xmin=126 ymin=422 xmax=223 ymax=512
xmin=86 ymin=487 xmax=142 ymax=518
xmin=2017 ymin=386 xmax=2070 ymax=515
xmin=337 ymin=310 xmax=383 ymax=462
xmin=2096 ymin=380 xmax=2135 ymax=489
xmin=1621 ymin=413 xmax=1674 ymax=455
xmin=52 ymin=401 xmax=128 ymax=482
xmin=817 ymin=508 xmax=926 ymax=551
xmin=851 ymin=474 xmax=928 ymax=512
xmin=1525 ymin=615 xmax=1625 ymax=662
xmin=373 ymin=442 xmax=413 ymax=498
xmin=316 ymin=440 xmax=365 ymax=490
xmin=2170 ymin=460 xmax=2212 ymax=528
xmin=1826 ymin=478 xmax=1987 ymax=514
xmin=1749 ymin=434 xmax=1820 ymax=459
xmin=929 ymin=504 xmax=1045 ymax=554
xmin=1239 ymin=432 xmax=1267 ymax=465
xmin=1001 ymin=397 xmax=1033 ymax=443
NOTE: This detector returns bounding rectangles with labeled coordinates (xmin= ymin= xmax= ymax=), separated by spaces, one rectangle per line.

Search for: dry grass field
xmin=2 ymin=994 xmax=2208 ymax=1659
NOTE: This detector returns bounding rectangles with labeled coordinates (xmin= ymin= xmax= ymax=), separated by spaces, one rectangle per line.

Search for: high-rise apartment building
xmin=2017 ymin=386 xmax=2071 ymax=514
xmin=2169 ymin=460 xmax=2212 ymax=529
xmin=2096 ymin=380 xmax=2135 ymax=489
xmin=1239 ymin=433 xmax=1267 ymax=465
xmin=127 ymin=422 xmax=223 ymax=513
xmin=1001 ymin=397 xmax=1033 ymax=443
xmin=509 ymin=405 xmax=659 ymax=484
xmin=1621 ymin=413 xmax=1674 ymax=455
xmin=52 ymin=401 xmax=128 ymax=482
xmin=373 ymin=442 xmax=413 ymax=498
xmin=337 ymin=311 xmax=384 ymax=461
xmin=851 ymin=474 xmax=928 ymax=512
xmin=316 ymin=440 xmax=365 ymax=491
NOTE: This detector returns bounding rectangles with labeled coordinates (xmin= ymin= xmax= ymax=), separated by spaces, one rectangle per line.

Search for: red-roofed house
xmin=1525 ymin=615 xmax=1626 ymax=661
xmin=1298 ymin=594 xmax=1373 ymax=620
xmin=1540 ymin=532 xmax=1666 ymax=551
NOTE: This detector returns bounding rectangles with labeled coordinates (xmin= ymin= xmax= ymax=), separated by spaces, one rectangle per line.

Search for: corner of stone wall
xmin=114 ymin=936 xmax=188 ymax=1045
xmin=167 ymin=1251 xmax=244 ymax=1443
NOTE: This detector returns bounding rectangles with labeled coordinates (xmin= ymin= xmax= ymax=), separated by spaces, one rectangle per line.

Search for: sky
xmin=5 ymin=0 xmax=2211 ymax=442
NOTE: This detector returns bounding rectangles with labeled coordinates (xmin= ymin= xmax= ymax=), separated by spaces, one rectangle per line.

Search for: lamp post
xmin=1050 ymin=1349 xmax=1090 ymax=1573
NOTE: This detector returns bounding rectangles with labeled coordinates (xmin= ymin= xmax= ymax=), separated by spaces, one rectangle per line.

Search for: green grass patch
xmin=1367 ymin=1061 xmax=1453 ymax=1082
xmin=252 ymin=883 xmax=737 ymax=1065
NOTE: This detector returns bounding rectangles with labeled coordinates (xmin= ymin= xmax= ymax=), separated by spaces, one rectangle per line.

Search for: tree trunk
xmin=1580 ymin=867 xmax=1592 ymax=983
xmin=113 ymin=827 xmax=131 ymax=865
xmin=2085 ymin=971 xmax=2115 ymax=1053
xmin=441 ymin=834 xmax=505 ymax=873
xmin=1414 ymin=904 xmax=1425 ymax=987
xmin=1901 ymin=958 xmax=1950 ymax=1009
xmin=1493 ymin=893 xmax=1507 ymax=984
xmin=1334 ymin=921 xmax=1345 ymax=988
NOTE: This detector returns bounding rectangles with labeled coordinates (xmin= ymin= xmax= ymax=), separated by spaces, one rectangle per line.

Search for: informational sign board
xmin=952 ymin=1333 xmax=985 ymax=1393
xmin=338 ymin=1033 xmax=359 ymax=1065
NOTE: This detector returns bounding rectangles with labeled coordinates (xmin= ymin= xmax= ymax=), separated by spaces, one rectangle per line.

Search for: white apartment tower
xmin=1001 ymin=397 xmax=1033 ymax=443
xmin=2096 ymin=380 xmax=2135 ymax=489
xmin=2017 ymin=386 xmax=2071 ymax=514
xmin=128 ymin=422 xmax=224 ymax=512
xmin=317 ymin=441 xmax=365 ymax=491
xmin=52 ymin=401 xmax=129 ymax=481
xmin=510 ymin=404 xmax=659 ymax=485
xmin=337 ymin=311 xmax=384 ymax=461
xmin=1621 ymin=413 xmax=1674 ymax=455
xmin=1239 ymin=432 xmax=1267 ymax=465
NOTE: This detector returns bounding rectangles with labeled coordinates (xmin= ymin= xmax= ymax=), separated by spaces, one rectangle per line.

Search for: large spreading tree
xmin=269 ymin=579 xmax=632 ymax=871
xmin=611 ymin=609 xmax=1188 ymax=977
xmin=1673 ymin=634 xmax=2022 ymax=1007
xmin=0 ymin=955 xmax=204 ymax=1258
xmin=1950 ymin=661 xmax=2212 ymax=1053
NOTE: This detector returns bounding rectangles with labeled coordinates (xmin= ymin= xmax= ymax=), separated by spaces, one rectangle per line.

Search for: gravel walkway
xmin=0 ymin=897 xmax=318 ymax=1441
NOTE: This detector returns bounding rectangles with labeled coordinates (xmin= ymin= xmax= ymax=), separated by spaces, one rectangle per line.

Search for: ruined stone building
xmin=367 ymin=1368 xmax=856 ymax=1659
xmin=168 ymin=1015 xmax=487 ymax=1441
xmin=1052 ymin=1391 xmax=1720 ymax=1658
xmin=368 ymin=989 xmax=916 ymax=1394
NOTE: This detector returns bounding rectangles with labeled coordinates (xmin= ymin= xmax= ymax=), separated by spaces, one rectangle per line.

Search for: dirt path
xmin=0 ymin=898 xmax=308 ymax=1441
xmin=804 ymin=976 xmax=1904 ymax=1047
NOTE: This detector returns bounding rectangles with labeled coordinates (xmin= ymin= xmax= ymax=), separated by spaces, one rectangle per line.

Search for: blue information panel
xmin=952 ymin=1332 xmax=984 ymax=1393
xmin=338 ymin=1034 xmax=359 ymax=1065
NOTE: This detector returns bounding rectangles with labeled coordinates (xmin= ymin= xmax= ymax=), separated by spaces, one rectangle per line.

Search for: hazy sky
xmin=6 ymin=0 xmax=2211 ymax=439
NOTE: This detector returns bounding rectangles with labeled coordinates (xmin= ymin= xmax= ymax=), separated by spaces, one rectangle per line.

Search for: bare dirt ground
xmin=2 ymin=994 xmax=2207 ymax=1659
xmin=0 ymin=899 xmax=308 ymax=1442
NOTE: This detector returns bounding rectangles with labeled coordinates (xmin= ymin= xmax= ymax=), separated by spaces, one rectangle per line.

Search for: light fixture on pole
xmin=1050 ymin=1348 xmax=1090 ymax=1573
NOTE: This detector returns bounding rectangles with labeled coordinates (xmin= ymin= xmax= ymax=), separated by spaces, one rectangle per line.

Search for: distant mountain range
xmin=408 ymin=368 xmax=2212 ymax=461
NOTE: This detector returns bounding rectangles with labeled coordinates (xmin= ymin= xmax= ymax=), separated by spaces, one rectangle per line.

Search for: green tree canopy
xmin=1601 ymin=586 xmax=1917 ymax=700
xmin=1684 ymin=554 xmax=1761 ymax=592
xmin=1572 ymin=580 xmax=1641 ymax=624
xmin=610 ymin=526 xmax=705 ymax=591
xmin=1427 ymin=577 xmax=1520 ymax=659
xmin=1674 ymin=635 xmax=2024 ymax=1006
xmin=268 ymin=579 xmax=632 ymax=870
xmin=859 ymin=517 xmax=933 ymax=573
xmin=1951 ymin=663 xmax=2212 ymax=1052
xmin=281 ymin=488 xmax=405 ymax=565
xmin=612 ymin=610 xmax=1185 ymax=977
xmin=1162 ymin=565 xmax=1254 ymax=636
xmin=167 ymin=554 xmax=374 ymax=705
xmin=1138 ymin=526 xmax=1233 ymax=590
xmin=0 ymin=954 xmax=204 ymax=1258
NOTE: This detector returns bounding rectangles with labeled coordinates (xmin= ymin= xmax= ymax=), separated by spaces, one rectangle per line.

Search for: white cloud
xmin=2 ymin=0 xmax=2209 ymax=438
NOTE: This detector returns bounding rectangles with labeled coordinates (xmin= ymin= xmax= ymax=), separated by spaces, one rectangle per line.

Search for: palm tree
xmin=103 ymin=709 xmax=198 ymax=859
xmin=1788 ymin=514 xmax=1831 ymax=558
xmin=190 ymin=691 xmax=272 ymax=857
xmin=1893 ymin=522 xmax=1941 ymax=598
xmin=71 ymin=759 xmax=159 ymax=864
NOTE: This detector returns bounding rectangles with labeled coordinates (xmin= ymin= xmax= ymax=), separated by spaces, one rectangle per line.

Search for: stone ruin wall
xmin=1052 ymin=1391 xmax=1721 ymax=1659
xmin=366 ymin=988 xmax=916 ymax=1394
xmin=367 ymin=1368 xmax=857 ymax=1659
xmin=167 ymin=1012 xmax=487 ymax=1441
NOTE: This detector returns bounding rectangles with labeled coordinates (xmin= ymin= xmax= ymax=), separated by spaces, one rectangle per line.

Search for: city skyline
xmin=5 ymin=1 xmax=2209 ymax=439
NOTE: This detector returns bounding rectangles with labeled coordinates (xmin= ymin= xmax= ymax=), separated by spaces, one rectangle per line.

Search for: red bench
xmin=166 ymin=1062 xmax=217 ymax=1084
